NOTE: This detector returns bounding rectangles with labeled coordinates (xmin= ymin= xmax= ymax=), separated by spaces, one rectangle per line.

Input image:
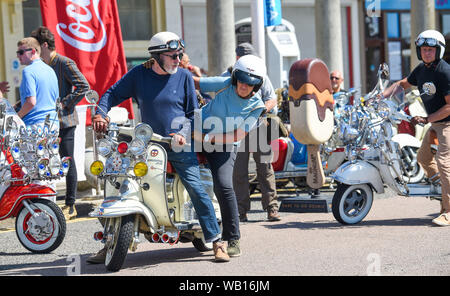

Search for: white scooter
xmin=85 ymin=91 xmax=221 ymax=272
xmin=331 ymin=66 xmax=440 ymax=225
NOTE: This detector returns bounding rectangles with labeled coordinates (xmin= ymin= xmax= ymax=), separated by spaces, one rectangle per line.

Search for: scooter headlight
xmin=134 ymin=123 xmax=153 ymax=144
xmin=133 ymin=162 xmax=148 ymax=177
xmin=47 ymin=139 xmax=60 ymax=155
xmin=97 ymin=139 xmax=112 ymax=157
xmin=129 ymin=138 xmax=146 ymax=156
xmin=49 ymin=155 xmax=61 ymax=176
xmin=90 ymin=160 xmax=104 ymax=176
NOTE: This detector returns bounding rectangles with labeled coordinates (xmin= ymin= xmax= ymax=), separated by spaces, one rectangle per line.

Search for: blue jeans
xmin=167 ymin=150 xmax=221 ymax=243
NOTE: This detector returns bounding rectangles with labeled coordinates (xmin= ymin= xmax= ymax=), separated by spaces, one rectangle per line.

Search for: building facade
xmin=3 ymin=0 xmax=448 ymax=103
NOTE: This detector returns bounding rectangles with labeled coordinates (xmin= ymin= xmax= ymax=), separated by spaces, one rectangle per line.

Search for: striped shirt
xmin=49 ymin=53 xmax=90 ymax=128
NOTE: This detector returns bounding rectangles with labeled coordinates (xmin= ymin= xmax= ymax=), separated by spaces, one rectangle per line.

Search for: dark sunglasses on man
xmin=16 ymin=48 xmax=33 ymax=55
xmin=160 ymin=52 xmax=184 ymax=60
xmin=330 ymin=76 xmax=341 ymax=81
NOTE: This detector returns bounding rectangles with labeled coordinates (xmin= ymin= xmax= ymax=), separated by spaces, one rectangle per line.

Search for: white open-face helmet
xmin=231 ymin=54 xmax=266 ymax=93
xmin=415 ymin=29 xmax=446 ymax=61
xmin=148 ymin=31 xmax=185 ymax=54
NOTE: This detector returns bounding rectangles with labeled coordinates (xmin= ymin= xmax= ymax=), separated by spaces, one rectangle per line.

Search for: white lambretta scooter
xmin=330 ymin=68 xmax=440 ymax=225
xmin=85 ymin=91 xmax=221 ymax=272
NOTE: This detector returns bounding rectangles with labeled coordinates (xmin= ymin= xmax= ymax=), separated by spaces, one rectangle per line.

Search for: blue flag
xmin=264 ymin=0 xmax=282 ymax=27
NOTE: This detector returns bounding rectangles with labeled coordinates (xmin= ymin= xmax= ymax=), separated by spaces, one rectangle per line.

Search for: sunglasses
xmin=415 ymin=37 xmax=444 ymax=47
xmin=330 ymin=76 xmax=341 ymax=80
xmin=161 ymin=52 xmax=184 ymax=60
xmin=148 ymin=39 xmax=185 ymax=52
xmin=16 ymin=48 xmax=33 ymax=55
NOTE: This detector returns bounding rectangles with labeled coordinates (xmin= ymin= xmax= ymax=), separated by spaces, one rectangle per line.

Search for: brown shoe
xmin=61 ymin=205 xmax=77 ymax=221
xmin=86 ymin=247 xmax=107 ymax=264
xmin=432 ymin=213 xmax=450 ymax=226
xmin=213 ymin=241 xmax=230 ymax=262
xmin=267 ymin=207 xmax=281 ymax=221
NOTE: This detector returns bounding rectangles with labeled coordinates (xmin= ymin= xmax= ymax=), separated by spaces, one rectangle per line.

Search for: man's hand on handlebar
xmin=411 ymin=116 xmax=428 ymax=126
xmin=171 ymin=133 xmax=187 ymax=148
xmin=93 ymin=114 xmax=110 ymax=133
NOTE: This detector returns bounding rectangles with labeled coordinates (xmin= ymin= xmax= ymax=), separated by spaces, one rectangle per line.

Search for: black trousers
xmin=203 ymin=145 xmax=240 ymax=242
xmin=59 ymin=126 xmax=77 ymax=205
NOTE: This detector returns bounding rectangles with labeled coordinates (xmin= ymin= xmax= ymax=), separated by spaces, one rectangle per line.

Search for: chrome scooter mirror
xmin=85 ymin=90 xmax=109 ymax=120
xmin=85 ymin=89 xmax=99 ymax=104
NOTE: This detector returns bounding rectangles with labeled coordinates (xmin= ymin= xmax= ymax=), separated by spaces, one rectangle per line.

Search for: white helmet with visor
xmin=148 ymin=31 xmax=185 ymax=54
xmin=231 ymin=55 xmax=266 ymax=93
xmin=415 ymin=30 xmax=446 ymax=61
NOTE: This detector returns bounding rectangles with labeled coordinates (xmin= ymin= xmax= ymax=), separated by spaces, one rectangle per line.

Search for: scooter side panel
xmin=141 ymin=143 xmax=173 ymax=227
xmin=331 ymin=161 xmax=385 ymax=193
xmin=391 ymin=133 xmax=421 ymax=149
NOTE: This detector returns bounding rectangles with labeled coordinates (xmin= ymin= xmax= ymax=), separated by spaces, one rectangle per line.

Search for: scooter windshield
xmin=388 ymin=83 xmax=405 ymax=107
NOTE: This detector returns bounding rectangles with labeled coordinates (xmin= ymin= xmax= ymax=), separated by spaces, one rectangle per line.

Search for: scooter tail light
xmin=93 ymin=231 xmax=103 ymax=241
xmin=151 ymin=233 xmax=160 ymax=242
xmin=161 ymin=233 xmax=170 ymax=243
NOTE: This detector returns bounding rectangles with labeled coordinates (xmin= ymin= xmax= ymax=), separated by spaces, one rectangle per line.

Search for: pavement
xmin=0 ymin=181 xmax=396 ymax=232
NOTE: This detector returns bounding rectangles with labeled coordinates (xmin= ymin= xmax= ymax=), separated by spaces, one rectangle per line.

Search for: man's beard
xmin=164 ymin=62 xmax=178 ymax=74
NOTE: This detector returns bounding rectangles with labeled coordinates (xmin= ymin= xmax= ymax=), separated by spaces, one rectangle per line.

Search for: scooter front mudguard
xmin=89 ymin=197 xmax=158 ymax=232
xmin=331 ymin=161 xmax=384 ymax=194
xmin=0 ymin=184 xmax=56 ymax=219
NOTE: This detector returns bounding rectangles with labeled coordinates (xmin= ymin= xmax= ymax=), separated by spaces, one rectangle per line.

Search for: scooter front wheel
xmin=332 ymin=183 xmax=373 ymax=225
xmin=15 ymin=198 xmax=66 ymax=253
xmin=104 ymin=215 xmax=135 ymax=272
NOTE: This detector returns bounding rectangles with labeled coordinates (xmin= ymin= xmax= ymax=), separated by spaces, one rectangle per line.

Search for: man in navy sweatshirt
xmin=88 ymin=32 xmax=227 ymax=263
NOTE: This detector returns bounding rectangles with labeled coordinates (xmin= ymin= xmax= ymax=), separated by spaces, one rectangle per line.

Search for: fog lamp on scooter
xmin=36 ymin=139 xmax=46 ymax=156
xmin=61 ymin=157 xmax=71 ymax=175
xmin=133 ymin=162 xmax=148 ymax=177
xmin=11 ymin=141 xmax=21 ymax=160
xmin=47 ymin=139 xmax=60 ymax=155
xmin=97 ymin=138 xmax=113 ymax=157
xmin=37 ymin=158 xmax=49 ymax=177
xmin=90 ymin=160 xmax=104 ymax=176
xmin=49 ymin=155 xmax=62 ymax=176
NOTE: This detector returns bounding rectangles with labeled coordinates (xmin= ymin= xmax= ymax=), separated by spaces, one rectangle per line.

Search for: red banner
xmin=39 ymin=0 xmax=135 ymax=125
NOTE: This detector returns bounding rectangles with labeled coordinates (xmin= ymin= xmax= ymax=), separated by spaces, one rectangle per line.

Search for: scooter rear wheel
xmin=332 ymin=183 xmax=373 ymax=225
xmin=15 ymin=198 xmax=66 ymax=253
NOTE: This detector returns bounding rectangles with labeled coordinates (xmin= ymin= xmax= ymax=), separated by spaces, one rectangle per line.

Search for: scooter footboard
xmin=331 ymin=161 xmax=384 ymax=193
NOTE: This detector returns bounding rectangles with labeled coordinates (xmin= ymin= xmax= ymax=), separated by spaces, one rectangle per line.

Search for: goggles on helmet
xmin=234 ymin=69 xmax=263 ymax=86
xmin=148 ymin=39 xmax=185 ymax=53
xmin=415 ymin=37 xmax=444 ymax=48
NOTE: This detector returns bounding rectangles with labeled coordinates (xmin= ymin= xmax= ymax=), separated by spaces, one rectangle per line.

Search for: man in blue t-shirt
xmin=89 ymin=32 xmax=227 ymax=263
xmin=16 ymin=37 xmax=59 ymax=130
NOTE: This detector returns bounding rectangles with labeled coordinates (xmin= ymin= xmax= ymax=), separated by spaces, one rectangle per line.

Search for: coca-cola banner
xmin=39 ymin=0 xmax=135 ymax=124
